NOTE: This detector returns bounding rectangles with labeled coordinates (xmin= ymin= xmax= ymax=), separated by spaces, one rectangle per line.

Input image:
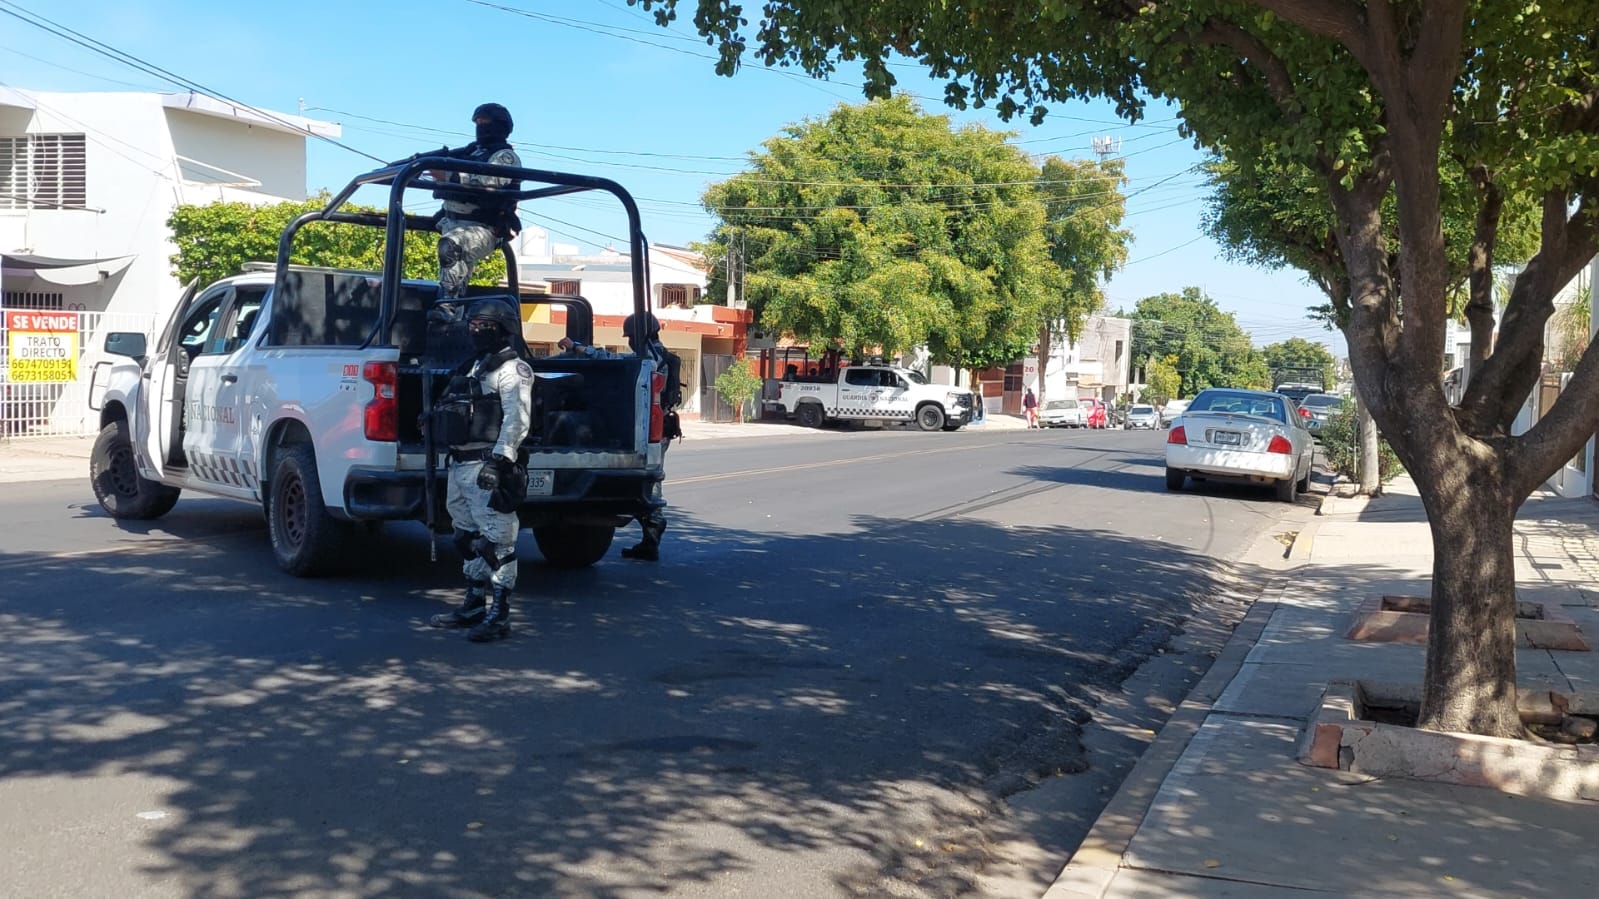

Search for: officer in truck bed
xmin=428 ymin=103 xmax=522 ymax=299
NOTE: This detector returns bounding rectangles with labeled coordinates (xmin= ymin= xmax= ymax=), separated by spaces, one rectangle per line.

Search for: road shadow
xmin=0 ymin=507 xmax=1411 ymax=898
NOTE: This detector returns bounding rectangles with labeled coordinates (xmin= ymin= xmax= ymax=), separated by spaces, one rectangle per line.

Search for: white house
xmin=0 ymin=87 xmax=336 ymax=435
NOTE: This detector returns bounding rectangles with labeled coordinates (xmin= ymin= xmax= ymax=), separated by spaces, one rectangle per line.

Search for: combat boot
xmin=430 ymin=580 xmax=487 ymax=628
xmin=468 ymin=586 xmax=512 ymax=642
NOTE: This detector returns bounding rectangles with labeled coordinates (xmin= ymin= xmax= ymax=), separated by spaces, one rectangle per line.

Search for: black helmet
xmin=466 ymin=298 xmax=521 ymax=350
xmin=623 ymin=311 xmax=660 ymax=341
xmin=472 ymin=103 xmax=513 ymax=142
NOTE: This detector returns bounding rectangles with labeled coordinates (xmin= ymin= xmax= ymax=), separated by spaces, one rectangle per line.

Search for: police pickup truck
xmin=775 ymin=365 xmax=977 ymax=431
xmin=87 ymin=160 xmax=668 ymax=576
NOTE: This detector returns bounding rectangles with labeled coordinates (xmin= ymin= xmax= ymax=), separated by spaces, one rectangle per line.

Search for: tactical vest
xmin=433 ymin=140 xmax=520 ymax=235
xmin=431 ymin=348 xmax=518 ymax=448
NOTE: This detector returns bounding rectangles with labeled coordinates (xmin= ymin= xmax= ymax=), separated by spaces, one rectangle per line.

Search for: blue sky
xmin=1 ymin=0 xmax=1343 ymax=356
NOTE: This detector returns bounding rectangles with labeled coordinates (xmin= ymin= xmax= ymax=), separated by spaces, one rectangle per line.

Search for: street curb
xmin=1043 ymin=583 xmax=1285 ymax=899
xmin=1286 ymin=514 xmax=1323 ymax=562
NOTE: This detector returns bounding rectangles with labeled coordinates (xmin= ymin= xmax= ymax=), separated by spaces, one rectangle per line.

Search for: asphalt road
xmin=0 ymin=425 xmax=1307 ymax=898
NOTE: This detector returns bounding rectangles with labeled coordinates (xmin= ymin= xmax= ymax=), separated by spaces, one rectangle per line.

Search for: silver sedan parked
xmin=1164 ymin=388 xmax=1315 ymax=502
xmin=1124 ymin=404 xmax=1161 ymax=429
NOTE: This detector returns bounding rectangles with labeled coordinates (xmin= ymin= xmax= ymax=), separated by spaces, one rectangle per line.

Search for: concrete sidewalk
xmin=1049 ymin=478 xmax=1599 ymax=897
xmin=0 ymin=412 xmax=1033 ymax=485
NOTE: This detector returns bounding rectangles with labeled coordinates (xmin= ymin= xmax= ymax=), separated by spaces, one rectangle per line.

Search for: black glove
xmin=476 ymin=454 xmax=513 ymax=492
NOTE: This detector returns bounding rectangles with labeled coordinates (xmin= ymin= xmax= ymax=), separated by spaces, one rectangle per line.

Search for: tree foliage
xmin=697 ymin=96 xmax=1063 ymax=364
xmin=1126 ymin=288 xmax=1266 ymax=397
xmin=1144 ymin=355 xmax=1182 ymax=405
xmin=634 ymin=0 xmax=1599 ymax=739
xmin=1260 ymin=337 xmax=1336 ymax=390
xmin=168 ymin=194 xmax=506 ymax=288
xmin=714 ymin=362 xmax=766 ymax=422
xmin=1320 ymin=399 xmax=1403 ymax=485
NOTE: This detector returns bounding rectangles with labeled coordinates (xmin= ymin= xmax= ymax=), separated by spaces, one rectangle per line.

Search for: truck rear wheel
xmin=915 ymin=404 xmax=945 ymax=432
xmin=796 ymin=402 xmax=825 ymax=429
xmin=534 ymin=524 xmax=615 ymax=569
xmin=267 ymin=443 xmax=351 ymax=577
xmin=90 ymin=419 xmax=180 ymax=520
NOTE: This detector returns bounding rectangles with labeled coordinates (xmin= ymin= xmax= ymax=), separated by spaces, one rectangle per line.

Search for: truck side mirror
xmin=104 ymin=332 xmax=147 ymax=359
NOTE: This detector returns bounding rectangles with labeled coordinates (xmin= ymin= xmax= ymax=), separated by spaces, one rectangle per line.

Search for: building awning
xmin=2 ymin=253 xmax=136 ymax=286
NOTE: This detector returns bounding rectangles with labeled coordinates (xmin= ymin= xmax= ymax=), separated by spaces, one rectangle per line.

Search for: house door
xmin=700 ymin=354 xmax=737 ymax=422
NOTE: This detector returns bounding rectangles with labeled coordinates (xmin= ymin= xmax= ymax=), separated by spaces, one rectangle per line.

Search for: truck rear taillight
xmin=363 ymin=361 xmax=398 ymax=442
xmin=648 ymin=371 xmax=665 ymax=443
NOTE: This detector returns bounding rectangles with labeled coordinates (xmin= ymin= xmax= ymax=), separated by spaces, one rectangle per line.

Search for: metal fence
xmin=1 ymin=310 xmax=158 ymax=438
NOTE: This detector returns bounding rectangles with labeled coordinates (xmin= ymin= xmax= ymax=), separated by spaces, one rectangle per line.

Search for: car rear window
xmin=1190 ymin=390 xmax=1287 ymax=423
xmin=1301 ymin=395 xmax=1343 ymax=408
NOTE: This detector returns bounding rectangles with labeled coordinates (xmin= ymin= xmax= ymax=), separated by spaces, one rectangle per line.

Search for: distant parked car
xmin=1298 ymin=393 xmax=1345 ymax=439
xmin=1079 ymin=397 xmax=1108 ymax=429
xmin=1039 ymin=399 xmax=1086 ymax=428
xmin=1124 ymin=404 xmax=1161 ymax=430
xmin=1165 ymin=387 xmax=1315 ymax=502
xmin=1159 ymin=398 xmax=1190 ymax=428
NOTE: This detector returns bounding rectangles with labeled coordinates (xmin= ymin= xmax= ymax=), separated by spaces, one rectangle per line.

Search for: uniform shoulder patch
xmin=515 ymin=361 xmax=533 ymax=379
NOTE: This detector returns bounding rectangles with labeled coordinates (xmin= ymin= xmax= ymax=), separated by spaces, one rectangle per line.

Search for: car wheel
xmin=795 ymin=402 xmax=825 ymax=429
xmin=1165 ymin=467 xmax=1185 ymax=491
xmin=267 ymin=443 xmax=352 ymax=577
xmin=90 ymin=419 xmax=180 ymax=520
xmin=1275 ymin=473 xmax=1299 ymax=503
xmin=915 ymin=404 xmax=946 ymax=432
xmin=534 ymin=523 xmax=614 ymax=569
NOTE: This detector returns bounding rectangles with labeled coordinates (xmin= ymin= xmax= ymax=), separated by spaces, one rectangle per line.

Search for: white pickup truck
xmin=87 ymin=160 xmax=669 ymax=576
xmin=775 ymin=365 xmax=977 ymax=431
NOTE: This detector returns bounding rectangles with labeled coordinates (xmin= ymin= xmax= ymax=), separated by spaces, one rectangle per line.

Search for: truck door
xmin=163 ymin=286 xmax=230 ymax=474
xmin=138 ymin=281 xmax=205 ymax=475
xmin=840 ymin=368 xmax=880 ymax=419
xmin=185 ymin=286 xmax=266 ymax=496
xmin=873 ymin=370 xmax=910 ymax=418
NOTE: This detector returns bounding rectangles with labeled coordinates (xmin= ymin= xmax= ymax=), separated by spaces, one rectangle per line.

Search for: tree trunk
xmin=1413 ymin=451 xmax=1524 ymax=737
xmin=1357 ymin=402 xmax=1381 ymax=495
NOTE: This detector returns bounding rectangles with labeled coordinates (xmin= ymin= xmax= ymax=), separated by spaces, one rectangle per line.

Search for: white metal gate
xmin=1 ymin=310 xmax=158 ymax=438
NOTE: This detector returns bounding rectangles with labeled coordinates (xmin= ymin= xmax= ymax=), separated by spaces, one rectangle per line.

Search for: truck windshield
xmin=901 ymin=370 xmax=928 ymax=385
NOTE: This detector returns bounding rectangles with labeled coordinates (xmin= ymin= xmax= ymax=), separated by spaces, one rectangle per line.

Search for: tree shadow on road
xmin=0 ymin=507 xmax=1408 ymax=898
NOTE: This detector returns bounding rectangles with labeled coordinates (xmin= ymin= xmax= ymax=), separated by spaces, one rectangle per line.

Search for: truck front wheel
xmin=90 ymin=419 xmax=180 ymax=520
xmin=915 ymin=404 xmax=946 ymax=432
xmin=267 ymin=443 xmax=351 ymax=577
xmin=534 ymin=524 xmax=615 ymax=569
xmin=796 ymin=403 xmax=825 ymax=429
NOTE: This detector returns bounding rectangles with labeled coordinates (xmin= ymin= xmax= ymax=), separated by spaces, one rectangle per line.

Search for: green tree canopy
xmin=635 ymin=0 xmax=1599 ymax=738
xmin=699 ymin=96 xmax=1062 ymax=363
xmin=168 ymin=194 xmax=506 ymax=288
xmin=1260 ymin=337 xmax=1336 ymax=391
xmin=1126 ymin=288 xmax=1266 ymax=397
xmin=1144 ymin=355 xmax=1182 ymax=406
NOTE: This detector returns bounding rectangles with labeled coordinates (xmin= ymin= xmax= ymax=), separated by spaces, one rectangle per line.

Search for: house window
xmin=659 ymin=284 xmax=700 ymax=308
xmin=549 ymin=279 xmax=582 ymax=296
xmin=0 ymin=134 xmax=88 ymax=210
xmin=2 ymin=291 xmax=64 ymax=310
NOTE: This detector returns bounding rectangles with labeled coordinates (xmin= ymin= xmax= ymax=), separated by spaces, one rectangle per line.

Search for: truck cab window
xmin=179 ymin=295 xmax=226 ymax=359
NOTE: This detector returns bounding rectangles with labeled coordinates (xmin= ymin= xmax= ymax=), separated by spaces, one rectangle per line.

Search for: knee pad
xmin=453 ymin=529 xmax=480 ymax=560
xmin=471 ymin=536 xmax=516 ymax=570
xmin=438 ymin=236 xmax=465 ymax=267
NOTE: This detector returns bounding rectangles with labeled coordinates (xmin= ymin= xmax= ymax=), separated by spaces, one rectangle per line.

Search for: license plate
xmin=1212 ymin=430 xmax=1243 ymax=446
xmin=527 ymin=469 xmax=555 ymax=497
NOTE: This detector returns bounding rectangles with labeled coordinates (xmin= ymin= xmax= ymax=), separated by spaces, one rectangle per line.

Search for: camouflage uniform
xmin=437 ymin=145 xmax=521 ymax=298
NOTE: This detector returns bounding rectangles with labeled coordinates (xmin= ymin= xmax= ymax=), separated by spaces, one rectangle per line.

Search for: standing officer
xmin=430 ymin=298 xmax=534 ymax=642
xmin=431 ymin=103 xmax=522 ymax=298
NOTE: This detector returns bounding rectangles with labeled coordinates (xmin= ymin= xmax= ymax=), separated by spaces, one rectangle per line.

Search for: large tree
xmin=698 ymin=96 xmax=1062 ymax=363
xmin=1035 ymin=157 xmax=1132 ymax=402
xmin=1127 ymin=288 xmax=1268 ymax=396
xmin=635 ymin=0 xmax=1599 ymax=737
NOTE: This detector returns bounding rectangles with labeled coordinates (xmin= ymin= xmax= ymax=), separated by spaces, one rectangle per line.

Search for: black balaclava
xmin=473 ymin=103 xmax=513 ymax=145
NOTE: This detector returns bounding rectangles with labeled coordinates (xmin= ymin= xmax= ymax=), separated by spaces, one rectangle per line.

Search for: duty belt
xmin=450 ymin=447 xmax=497 ymax=463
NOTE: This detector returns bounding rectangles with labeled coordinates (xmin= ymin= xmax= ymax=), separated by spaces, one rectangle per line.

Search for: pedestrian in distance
xmin=427 ymin=103 xmax=522 ymax=299
xmin=428 ymin=298 xmax=534 ymax=642
xmin=1023 ymin=387 xmax=1039 ymax=428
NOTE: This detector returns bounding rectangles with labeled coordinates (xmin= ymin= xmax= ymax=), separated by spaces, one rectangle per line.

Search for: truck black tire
xmin=915 ymin=404 xmax=945 ymax=432
xmin=267 ymin=443 xmax=351 ymax=577
xmin=796 ymin=402 xmax=825 ymax=429
xmin=534 ymin=523 xmax=615 ymax=569
xmin=91 ymin=419 xmax=180 ymax=520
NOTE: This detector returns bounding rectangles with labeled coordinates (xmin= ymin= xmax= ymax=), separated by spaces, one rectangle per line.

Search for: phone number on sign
xmin=8 ymin=359 xmax=78 ymax=383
